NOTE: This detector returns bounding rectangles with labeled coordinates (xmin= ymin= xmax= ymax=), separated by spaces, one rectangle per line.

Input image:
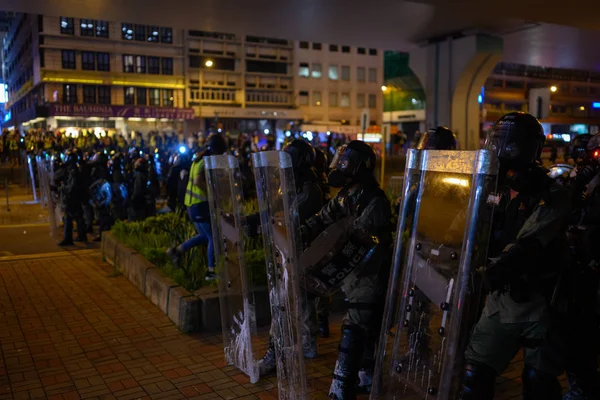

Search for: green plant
xmin=110 ymin=209 xmax=268 ymax=292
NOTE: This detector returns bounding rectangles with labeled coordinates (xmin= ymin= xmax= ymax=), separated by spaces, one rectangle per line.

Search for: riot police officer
xmin=108 ymin=153 xmax=128 ymax=221
xmin=57 ymin=149 xmax=88 ymax=245
xmin=417 ymin=126 xmax=458 ymax=150
xmin=461 ymin=112 xmax=570 ymax=400
xmin=89 ymin=152 xmax=112 ymax=241
xmin=300 ymin=140 xmax=392 ymax=400
xmin=128 ymin=158 xmax=150 ymax=221
xmin=257 ymin=139 xmax=326 ymax=376
xmin=562 ymin=132 xmax=600 ymax=400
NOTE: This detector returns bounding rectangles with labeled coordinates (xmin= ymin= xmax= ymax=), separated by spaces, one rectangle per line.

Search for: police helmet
xmin=417 ymin=126 xmax=458 ymax=150
xmin=570 ymin=133 xmax=592 ymax=163
xmin=63 ymin=149 xmax=80 ymax=167
xmin=483 ymin=112 xmax=545 ymax=168
xmin=283 ymin=139 xmax=315 ymax=170
xmin=330 ymin=140 xmax=376 ymax=177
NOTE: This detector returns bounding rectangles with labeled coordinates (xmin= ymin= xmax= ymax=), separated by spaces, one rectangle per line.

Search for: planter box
xmin=101 ymin=232 xmax=350 ymax=334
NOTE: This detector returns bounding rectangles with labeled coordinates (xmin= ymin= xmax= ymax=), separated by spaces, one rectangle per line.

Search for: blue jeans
xmin=181 ymin=203 xmax=215 ymax=268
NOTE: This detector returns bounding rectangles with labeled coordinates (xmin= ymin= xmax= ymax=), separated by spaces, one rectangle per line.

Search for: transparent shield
xmin=35 ymin=155 xmax=58 ymax=239
xmin=372 ymin=150 xmax=498 ymax=400
xmin=251 ymin=151 xmax=307 ymax=399
xmin=205 ymin=154 xmax=259 ymax=384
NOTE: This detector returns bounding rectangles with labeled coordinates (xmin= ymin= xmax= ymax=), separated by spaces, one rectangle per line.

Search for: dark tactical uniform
xmin=462 ymin=112 xmax=571 ymax=400
xmin=563 ymin=132 xmax=600 ymax=400
xmin=301 ymin=141 xmax=392 ymax=400
xmin=58 ymin=151 xmax=88 ymax=245
xmin=128 ymin=158 xmax=150 ymax=222
xmin=89 ymin=152 xmax=113 ymax=241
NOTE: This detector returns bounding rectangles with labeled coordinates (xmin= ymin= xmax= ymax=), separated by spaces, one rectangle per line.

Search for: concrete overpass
xmin=5 ymin=0 xmax=600 ymax=148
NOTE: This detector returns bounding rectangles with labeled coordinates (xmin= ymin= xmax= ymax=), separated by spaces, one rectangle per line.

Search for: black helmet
xmin=90 ymin=151 xmax=107 ymax=166
xmin=205 ymin=133 xmax=228 ymax=156
xmin=587 ymin=133 xmax=600 ymax=162
xmin=570 ymin=134 xmax=592 ymax=164
xmin=283 ymin=139 xmax=315 ymax=170
xmin=314 ymin=147 xmax=329 ymax=175
xmin=417 ymin=126 xmax=458 ymax=150
xmin=484 ymin=112 xmax=545 ymax=168
xmin=329 ymin=140 xmax=376 ymax=179
xmin=133 ymin=157 xmax=148 ymax=171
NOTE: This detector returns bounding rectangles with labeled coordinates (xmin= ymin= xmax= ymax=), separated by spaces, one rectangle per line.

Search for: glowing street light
xmin=550 ymin=85 xmax=557 ymax=92
xmin=580 ymin=106 xmax=586 ymax=111
xmin=381 ymin=85 xmax=387 ymax=92
xmin=205 ymin=60 xmax=214 ymax=68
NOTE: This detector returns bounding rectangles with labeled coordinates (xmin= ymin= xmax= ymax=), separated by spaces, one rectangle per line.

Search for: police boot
xmin=460 ymin=363 xmax=496 ymax=400
xmin=258 ymin=337 xmax=276 ymax=377
xmin=329 ymin=325 xmax=364 ymax=400
xmin=522 ymin=365 xmax=562 ymax=400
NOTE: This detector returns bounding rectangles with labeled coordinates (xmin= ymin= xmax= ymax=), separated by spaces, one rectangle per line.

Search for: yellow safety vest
xmin=9 ymin=139 xmax=18 ymax=150
xmin=44 ymin=138 xmax=53 ymax=149
xmin=184 ymin=159 xmax=207 ymax=206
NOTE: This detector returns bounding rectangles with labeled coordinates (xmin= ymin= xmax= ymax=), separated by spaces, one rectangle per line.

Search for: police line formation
xmin=17 ymin=112 xmax=600 ymax=400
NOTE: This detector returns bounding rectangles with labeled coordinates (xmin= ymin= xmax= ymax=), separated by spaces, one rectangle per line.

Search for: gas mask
xmin=328 ymin=169 xmax=350 ymax=188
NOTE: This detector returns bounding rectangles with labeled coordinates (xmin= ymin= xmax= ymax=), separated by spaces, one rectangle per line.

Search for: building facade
xmin=4 ymin=13 xmax=385 ymax=144
xmin=294 ymin=41 xmax=384 ymax=143
xmin=483 ymin=62 xmax=600 ymax=140
xmin=4 ymin=13 xmax=193 ymax=136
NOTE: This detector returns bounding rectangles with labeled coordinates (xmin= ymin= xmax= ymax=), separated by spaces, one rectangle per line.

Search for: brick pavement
xmin=0 ymin=251 xmax=562 ymax=400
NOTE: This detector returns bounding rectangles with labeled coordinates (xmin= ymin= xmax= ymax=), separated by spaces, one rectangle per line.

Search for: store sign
xmin=48 ymin=105 xmax=195 ymax=120
xmin=196 ymin=105 xmax=301 ymax=120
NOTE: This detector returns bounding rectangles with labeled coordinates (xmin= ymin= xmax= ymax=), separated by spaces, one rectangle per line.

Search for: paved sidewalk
xmin=0 ymin=251 xmax=562 ymax=400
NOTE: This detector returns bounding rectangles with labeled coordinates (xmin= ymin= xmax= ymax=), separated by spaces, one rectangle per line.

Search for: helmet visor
xmin=329 ymin=144 xmax=363 ymax=174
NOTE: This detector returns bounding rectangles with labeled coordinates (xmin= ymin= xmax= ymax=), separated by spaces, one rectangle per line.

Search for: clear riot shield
xmin=205 ymin=154 xmax=260 ymax=384
xmin=251 ymin=151 xmax=307 ymax=399
xmin=372 ymin=150 xmax=498 ymax=400
xmin=35 ymin=155 xmax=58 ymax=239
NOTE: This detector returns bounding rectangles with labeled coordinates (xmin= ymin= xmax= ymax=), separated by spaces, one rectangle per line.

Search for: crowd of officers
xmin=7 ymin=112 xmax=600 ymax=399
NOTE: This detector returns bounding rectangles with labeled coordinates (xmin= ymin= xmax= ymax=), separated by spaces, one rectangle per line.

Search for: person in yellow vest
xmin=76 ymin=131 xmax=87 ymax=150
xmin=167 ymin=133 xmax=228 ymax=280
xmin=43 ymin=134 xmax=54 ymax=152
xmin=116 ymin=134 xmax=127 ymax=152
xmin=8 ymin=134 xmax=19 ymax=166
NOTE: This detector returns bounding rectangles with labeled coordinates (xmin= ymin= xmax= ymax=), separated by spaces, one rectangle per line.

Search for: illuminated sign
xmin=3 ymin=111 xmax=11 ymax=122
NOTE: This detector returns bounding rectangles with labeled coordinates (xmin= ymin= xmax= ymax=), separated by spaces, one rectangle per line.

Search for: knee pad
xmin=461 ymin=363 xmax=496 ymax=400
xmin=522 ymin=366 xmax=562 ymax=400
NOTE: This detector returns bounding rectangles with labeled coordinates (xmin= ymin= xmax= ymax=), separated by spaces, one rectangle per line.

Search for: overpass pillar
xmin=410 ymin=35 xmax=503 ymax=149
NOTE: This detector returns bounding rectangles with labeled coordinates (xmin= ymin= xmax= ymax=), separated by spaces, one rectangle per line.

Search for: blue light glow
xmin=179 ymin=146 xmax=187 ymax=154
xmin=593 ymin=102 xmax=600 ymax=109
xmin=478 ymin=95 xmax=483 ymax=104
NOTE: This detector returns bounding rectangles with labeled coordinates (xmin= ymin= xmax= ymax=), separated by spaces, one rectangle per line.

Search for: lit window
xmin=135 ymin=55 xmax=146 ymax=73
xmin=60 ymin=17 xmax=74 ymax=35
xmin=80 ymin=19 xmax=95 ymax=36
xmin=63 ymin=84 xmax=77 ymax=103
xmin=329 ymin=65 xmax=338 ymax=80
xmin=340 ymin=93 xmax=350 ymax=108
xmin=147 ymin=26 xmax=159 ymax=42
xmin=96 ymin=21 xmax=109 ymax=38
xmin=329 ymin=92 xmax=338 ymax=107
xmin=357 ymin=67 xmax=365 ymax=82
xmin=313 ymin=91 xmax=322 ymax=106
xmin=298 ymin=63 xmax=309 ymax=77
xmin=124 ymin=87 xmax=135 ymax=104
xmin=162 ymin=89 xmax=174 ymax=107
xmin=122 ymin=23 xmax=133 ymax=40
xmin=122 ymin=55 xmax=134 ymax=73
xmin=149 ymin=88 xmax=161 ymax=106
xmin=311 ymin=63 xmax=322 ymax=78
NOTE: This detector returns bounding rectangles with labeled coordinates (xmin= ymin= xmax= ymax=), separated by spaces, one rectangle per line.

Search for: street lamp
xmin=550 ymin=85 xmax=557 ymax=92
xmin=205 ymin=60 xmax=214 ymax=68
xmin=381 ymin=85 xmax=387 ymax=92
